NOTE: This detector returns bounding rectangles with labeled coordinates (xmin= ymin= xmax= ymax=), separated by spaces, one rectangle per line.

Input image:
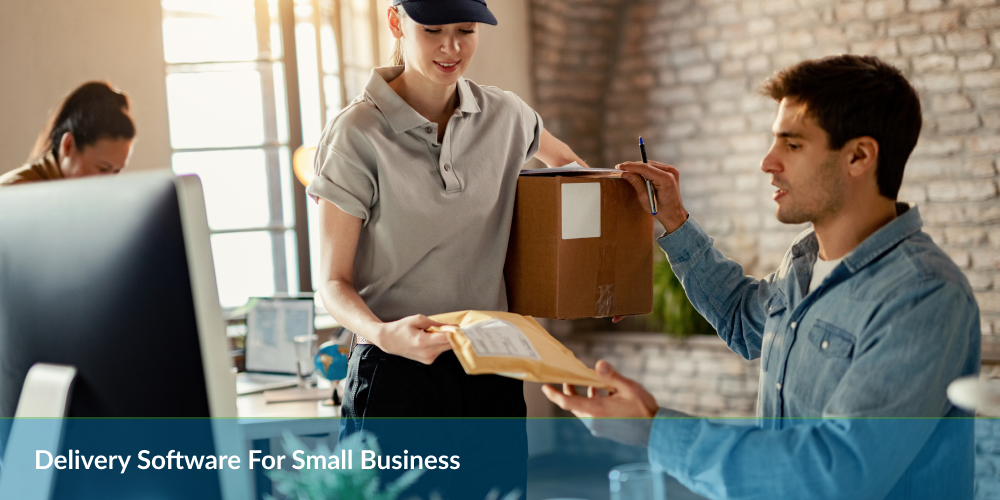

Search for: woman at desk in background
xmin=307 ymin=0 xmax=586 ymax=494
xmin=0 ymin=81 xmax=135 ymax=187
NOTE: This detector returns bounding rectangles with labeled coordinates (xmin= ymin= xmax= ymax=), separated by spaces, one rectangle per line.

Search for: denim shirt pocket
xmin=761 ymin=291 xmax=787 ymax=372
xmin=808 ymin=320 xmax=855 ymax=358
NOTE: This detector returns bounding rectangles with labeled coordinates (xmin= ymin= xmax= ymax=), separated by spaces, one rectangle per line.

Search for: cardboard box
xmin=504 ymin=174 xmax=654 ymax=319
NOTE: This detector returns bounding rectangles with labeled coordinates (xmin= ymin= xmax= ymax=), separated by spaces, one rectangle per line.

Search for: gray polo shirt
xmin=307 ymin=66 xmax=542 ymax=322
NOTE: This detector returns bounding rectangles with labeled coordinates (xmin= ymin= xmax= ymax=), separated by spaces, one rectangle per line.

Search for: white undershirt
xmin=808 ymin=256 xmax=844 ymax=295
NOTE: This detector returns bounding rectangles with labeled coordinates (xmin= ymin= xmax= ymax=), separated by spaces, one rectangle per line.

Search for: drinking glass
xmin=609 ymin=462 xmax=667 ymax=500
xmin=293 ymin=333 xmax=318 ymax=386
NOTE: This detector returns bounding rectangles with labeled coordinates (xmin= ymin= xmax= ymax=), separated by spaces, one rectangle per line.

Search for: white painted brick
xmin=946 ymin=31 xmax=990 ymax=51
xmin=914 ymin=73 xmax=961 ymax=92
xmin=958 ymin=52 xmax=994 ymax=71
xmin=720 ymin=59 xmax=745 ymax=76
xmin=982 ymin=112 xmax=1000 ymax=129
xmin=908 ymin=0 xmax=943 ymax=11
xmin=651 ymin=86 xmax=698 ymax=105
xmin=968 ymin=135 xmax=1000 ymax=153
xmin=836 ymin=1 xmax=866 ymax=21
xmin=746 ymin=18 xmax=776 ymax=36
xmin=899 ymin=35 xmax=934 ymax=55
xmin=698 ymin=393 xmax=728 ymax=411
xmin=912 ymin=136 xmax=963 ymax=155
xmin=850 ymin=39 xmax=900 ymax=56
xmin=967 ymin=7 xmax=1000 ymax=29
xmin=679 ymin=63 xmax=717 ymax=83
xmin=968 ymin=271 xmax=995 ymax=291
xmin=920 ymin=10 xmax=962 ymax=32
xmin=982 ymin=89 xmax=1000 ymax=108
xmin=946 ymin=248 xmax=973 ymax=268
xmin=866 ymin=0 xmax=906 ymax=19
xmin=931 ymin=93 xmax=973 ymax=113
xmin=973 ymin=248 xmax=1000 ymax=270
xmin=946 ymin=227 xmax=989 ymax=246
xmin=937 ymin=112 xmax=981 ymax=132
xmin=913 ymin=54 xmax=956 ymax=72
xmin=928 ymin=179 xmax=997 ymax=201
xmin=897 ymin=184 xmax=927 ymax=202
xmin=976 ymin=292 xmax=1000 ymax=313
xmin=672 ymin=104 xmax=704 ymax=121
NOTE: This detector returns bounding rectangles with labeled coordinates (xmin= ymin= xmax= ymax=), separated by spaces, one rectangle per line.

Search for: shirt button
xmin=776 ymin=382 xmax=782 ymax=390
xmin=424 ymin=126 xmax=433 ymax=133
xmin=821 ymin=340 xmax=829 ymax=349
xmin=790 ymin=321 xmax=797 ymax=329
xmin=444 ymin=164 xmax=451 ymax=171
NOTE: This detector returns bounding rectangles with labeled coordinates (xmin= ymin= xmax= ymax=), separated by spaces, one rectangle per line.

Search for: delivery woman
xmin=0 ymin=81 xmax=135 ymax=187
xmin=307 ymin=0 xmax=585 ymax=494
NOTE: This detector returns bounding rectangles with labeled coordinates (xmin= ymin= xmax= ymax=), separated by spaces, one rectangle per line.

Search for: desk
xmin=236 ymin=384 xmax=342 ymax=499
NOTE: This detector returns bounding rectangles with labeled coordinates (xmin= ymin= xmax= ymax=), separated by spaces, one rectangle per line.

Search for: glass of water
xmin=609 ymin=462 xmax=667 ymax=500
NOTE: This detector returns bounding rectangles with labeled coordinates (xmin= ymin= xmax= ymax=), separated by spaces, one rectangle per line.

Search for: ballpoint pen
xmin=639 ymin=137 xmax=657 ymax=215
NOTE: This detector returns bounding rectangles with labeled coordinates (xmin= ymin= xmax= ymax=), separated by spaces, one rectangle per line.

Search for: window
xmin=161 ymin=0 xmax=391 ymax=308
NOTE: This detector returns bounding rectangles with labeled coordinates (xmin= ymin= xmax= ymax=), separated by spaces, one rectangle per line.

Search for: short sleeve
xmin=306 ymin=124 xmax=379 ymax=226
xmin=506 ymin=91 xmax=543 ymax=163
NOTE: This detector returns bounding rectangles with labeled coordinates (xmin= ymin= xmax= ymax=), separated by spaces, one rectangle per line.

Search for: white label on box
xmin=561 ymin=183 xmax=601 ymax=239
xmin=461 ymin=319 xmax=542 ymax=360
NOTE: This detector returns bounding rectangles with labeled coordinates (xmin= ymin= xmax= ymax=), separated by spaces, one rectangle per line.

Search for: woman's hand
xmin=373 ymin=314 xmax=454 ymax=365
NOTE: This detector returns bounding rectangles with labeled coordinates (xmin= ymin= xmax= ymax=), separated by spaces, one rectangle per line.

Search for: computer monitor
xmin=0 ymin=172 xmax=250 ymax=499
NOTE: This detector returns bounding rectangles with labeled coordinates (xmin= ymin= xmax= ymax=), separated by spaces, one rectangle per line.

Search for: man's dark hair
xmin=759 ymin=55 xmax=922 ymax=200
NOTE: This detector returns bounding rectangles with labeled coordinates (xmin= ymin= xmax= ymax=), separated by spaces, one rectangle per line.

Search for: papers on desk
xmin=429 ymin=310 xmax=610 ymax=389
xmin=520 ymin=161 xmax=621 ymax=178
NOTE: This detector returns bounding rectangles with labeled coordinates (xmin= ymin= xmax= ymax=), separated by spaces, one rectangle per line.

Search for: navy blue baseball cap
xmin=393 ymin=0 xmax=498 ymax=26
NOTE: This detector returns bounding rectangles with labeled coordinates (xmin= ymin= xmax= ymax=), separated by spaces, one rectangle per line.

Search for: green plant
xmin=266 ymin=431 xmax=423 ymax=500
xmin=651 ymin=255 xmax=714 ymax=337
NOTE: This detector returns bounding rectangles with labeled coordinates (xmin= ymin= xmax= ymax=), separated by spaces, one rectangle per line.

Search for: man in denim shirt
xmin=544 ymin=55 xmax=980 ymax=499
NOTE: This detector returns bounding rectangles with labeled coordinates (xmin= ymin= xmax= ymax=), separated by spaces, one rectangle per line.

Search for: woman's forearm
xmin=535 ymin=129 xmax=591 ymax=168
xmin=318 ymin=279 xmax=385 ymax=342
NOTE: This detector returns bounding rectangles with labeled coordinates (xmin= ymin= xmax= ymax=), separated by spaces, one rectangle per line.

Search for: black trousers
xmin=340 ymin=345 xmax=528 ymax=499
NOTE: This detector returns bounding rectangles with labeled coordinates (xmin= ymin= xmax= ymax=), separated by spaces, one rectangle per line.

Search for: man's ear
xmin=846 ymin=136 xmax=879 ymax=179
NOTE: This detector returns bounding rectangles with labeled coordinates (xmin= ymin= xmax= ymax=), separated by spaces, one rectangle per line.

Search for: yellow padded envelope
xmin=428 ymin=310 xmax=611 ymax=389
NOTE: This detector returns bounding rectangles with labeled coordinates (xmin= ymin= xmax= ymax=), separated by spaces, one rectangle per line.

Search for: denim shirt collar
xmin=366 ymin=66 xmax=482 ymax=135
xmin=790 ymin=203 xmax=922 ymax=296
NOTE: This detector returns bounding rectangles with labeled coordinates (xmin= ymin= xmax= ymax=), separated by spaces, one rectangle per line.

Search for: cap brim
xmin=401 ymin=2 xmax=498 ymax=26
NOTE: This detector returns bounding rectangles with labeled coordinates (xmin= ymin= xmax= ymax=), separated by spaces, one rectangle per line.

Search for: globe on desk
xmin=314 ymin=341 xmax=349 ymax=405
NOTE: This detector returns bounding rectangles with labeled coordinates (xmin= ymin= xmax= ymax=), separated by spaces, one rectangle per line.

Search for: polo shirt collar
xmin=365 ymin=66 xmax=481 ymax=135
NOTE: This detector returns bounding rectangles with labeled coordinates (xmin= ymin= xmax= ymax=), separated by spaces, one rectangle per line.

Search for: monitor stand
xmin=0 ymin=363 xmax=78 ymax=500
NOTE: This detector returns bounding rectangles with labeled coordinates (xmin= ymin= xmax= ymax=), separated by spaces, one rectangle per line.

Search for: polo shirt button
xmin=424 ymin=126 xmax=433 ymax=133
xmin=444 ymin=164 xmax=451 ymax=171
xmin=790 ymin=321 xmax=797 ymax=329
xmin=776 ymin=382 xmax=782 ymax=390
xmin=821 ymin=340 xmax=829 ymax=349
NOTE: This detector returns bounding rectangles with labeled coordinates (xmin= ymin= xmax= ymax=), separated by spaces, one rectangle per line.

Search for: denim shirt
xmin=645 ymin=204 xmax=981 ymax=500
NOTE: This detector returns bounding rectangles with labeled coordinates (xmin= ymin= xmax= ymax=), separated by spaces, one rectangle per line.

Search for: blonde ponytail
xmin=390 ymin=38 xmax=405 ymax=66
xmin=389 ymin=7 xmax=406 ymax=66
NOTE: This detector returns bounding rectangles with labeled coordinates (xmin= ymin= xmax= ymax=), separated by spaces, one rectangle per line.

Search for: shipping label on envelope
xmin=428 ymin=310 xmax=610 ymax=388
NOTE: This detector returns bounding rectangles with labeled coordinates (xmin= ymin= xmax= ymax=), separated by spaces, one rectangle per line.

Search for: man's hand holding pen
xmin=617 ymin=160 xmax=689 ymax=234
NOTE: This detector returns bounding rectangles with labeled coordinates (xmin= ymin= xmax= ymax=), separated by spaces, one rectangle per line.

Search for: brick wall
xmin=531 ymin=0 xmax=1000 ymax=345
xmin=562 ymin=332 xmax=760 ymax=417
xmin=529 ymin=0 xmax=1000 ymax=495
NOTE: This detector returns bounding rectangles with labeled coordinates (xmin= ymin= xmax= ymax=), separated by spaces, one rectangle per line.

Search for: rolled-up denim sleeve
xmin=646 ymin=280 xmax=978 ymax=500
xmin=656 ymin=217 xmax=777 ymax=360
